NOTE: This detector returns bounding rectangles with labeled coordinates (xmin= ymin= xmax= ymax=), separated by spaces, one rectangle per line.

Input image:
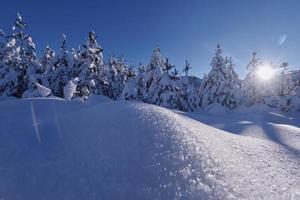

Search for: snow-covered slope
xmin=182 ymin=104 xmax=300 ymax=154
xmin=0 ymin=98 xmax=299 ymax=200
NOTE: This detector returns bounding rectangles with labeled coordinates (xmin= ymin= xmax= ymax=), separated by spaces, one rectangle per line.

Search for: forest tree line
xmin=0 ymin=14 xmax=300 ymax=112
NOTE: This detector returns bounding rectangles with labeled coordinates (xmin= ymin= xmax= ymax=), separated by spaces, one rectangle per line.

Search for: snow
xmin=85 ymin=94 xmax=112 ymax=105
xmin=35 ymin=83 xmax=51 ymax=97
xmin=0 ymin=98 xmax=299 ymax=199
xmin=63 ymin=78 xmax=78 ymax=100
xmin=182 ymin=105 xmax=300 ymax=154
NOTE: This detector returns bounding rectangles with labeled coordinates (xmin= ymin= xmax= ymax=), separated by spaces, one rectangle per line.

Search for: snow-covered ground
xmin=0 ymin=98 xmax=299 ymax=200
xmin=181 ymin=104 xmax=300 ymax=155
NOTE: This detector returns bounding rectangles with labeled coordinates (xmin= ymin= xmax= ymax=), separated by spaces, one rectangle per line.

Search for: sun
xmin=256 ymin=65 xmax=274 ymax=81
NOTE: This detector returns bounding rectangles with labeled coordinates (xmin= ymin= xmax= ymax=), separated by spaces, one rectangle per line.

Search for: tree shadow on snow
xmin=260 ymin=123 xmax=300 ymax=156
xmin=181 ymin=110 xmax=300 ymax=156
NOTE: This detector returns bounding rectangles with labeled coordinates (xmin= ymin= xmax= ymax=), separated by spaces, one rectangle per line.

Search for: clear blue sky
xmin=1 ymin=0 xmax=300 ymax=77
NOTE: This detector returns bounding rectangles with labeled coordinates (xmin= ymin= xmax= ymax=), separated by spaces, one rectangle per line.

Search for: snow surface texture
xmin=0 ymin=98 xmax=299 ymax=200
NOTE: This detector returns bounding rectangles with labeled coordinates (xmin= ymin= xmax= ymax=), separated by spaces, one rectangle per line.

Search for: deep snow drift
xmin=0 ymin=98 xmax=299 ymax=200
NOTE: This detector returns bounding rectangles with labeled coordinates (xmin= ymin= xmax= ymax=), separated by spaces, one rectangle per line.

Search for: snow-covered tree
xmin=270 ymin=63 xmax=298 ymax=111
xmin=242 ymin=52 xmax=260 ymax=104
xmin=182 ymin=60 xmax=192 ymax=77
xmin=135 ymin=63 xmax=147 ymax=100
xmin=0 ymin=31 xmax=17 ymax=96
xmin=72 ymin=31 xmax=104 ymax=99
xmin=2 ymin=13 xmax=300 ymax=113
xmin=122 ymin=62 xmax=146 ymax=101
xmin=142 ymin=47 xmax=193 ymax=110
xmin=48 ymin=34 xmax=71 ymax=97
xmin=107 ymin=55 xmax=130 ymax=99
xmin=41 ymin=45 xmax=56 ymax=87
xmin=0 ymin=14 xmax=44 ymax=98
xmin=241 ymin=52 xmax=279 ymax=105
xmin=165 ymin=58 xmax=175 ymax=73
xmin=179 ymin=76 xmax=200 ymax=111
xmin=143 ymin=45 xmax=166 ymax=102
xmin=276 ymin=62 xmax=294 ymax=97
xmin=121 ymin=74 xmax=137 ymax=100
xmin=122 ymin=46 xmax=201 ymax=111
xmin=199 ymin=45 xmax=241 ymax=108
xmin=149 ymin=72 xmax=183 ymax=110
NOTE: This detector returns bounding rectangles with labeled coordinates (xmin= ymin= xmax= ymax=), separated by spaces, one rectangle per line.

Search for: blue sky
xmin=0 ymin=0 xmax=300 ymax=77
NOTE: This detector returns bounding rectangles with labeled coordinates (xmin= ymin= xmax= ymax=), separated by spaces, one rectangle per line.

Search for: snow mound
xmin=85 ymin=94 xmax=112 ymax=105
xmin=0 ymin=99 xmax=299 ymax=200
xmin=35 ymin=83 xmax=51 ymax=97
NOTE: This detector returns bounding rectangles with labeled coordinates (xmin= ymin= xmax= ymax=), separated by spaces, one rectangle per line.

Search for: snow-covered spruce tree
xmin=40 ymin=45 xmax=56 ymax=90
xmin=241 ymin=52 xmax=262 ymax=105
xmin=0 ymin=14 xmax=45 ymax=98
xmin=242 ymin=52 xmax=278 ymax=106
xmin=142 ymin=47 xmax=190 ymax=111
xmin=155 ymin=71 xmax=201 ymax=111
xmin=276 ymin=62 xmax=294 ymax=97
xmin=284 ymin=69 xmax=300 ymax=111
xmin=0 ymin=29 xmax=14 ymax=96
xmin=273 ymin=63 xmax=298 ymax=111
xmin=150 ymin=71 xmax=185 ymax=110
xmin=122 ymin=46 xmax=199 ymax=111
xmin=143 ymin=45 xmax=166 ymax=102
xmin=135 ymin=63 xmax=146 ymax=100
xmin=72 ymin=31 xmax=104 ymax=99
xmin=165 ymin=58 xmax=175 ymax=73
xmin=48 ymin=34 xmax=71 ymax=98
xmin=121 ymin=62 xmax=146 ymax=101
xmin=179 ymin=60 xmax=200 ymax=111
xmin=107 ymin=55 xmax=130 ymax=99
xmin=184 ymin=80 xmax=201 ymax=111
xmin=121 ymin=75 xmax=136 ymax=100
xmin=275 ymin=83 xmax=300 ymax=112
xmin=199 ymin=45 xmax=241 ymax=109
xmin=182 ymin=60 xmax=192 ymax=77
xmin=290 ymin=85 xmax=300 ymax=111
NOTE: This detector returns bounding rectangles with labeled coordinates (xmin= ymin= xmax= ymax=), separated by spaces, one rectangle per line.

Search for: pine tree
xmin=0 ymin=14 xmax=45 ymax=98
xmin=0 ymin=29 xmax=13 ymax=96
xmin=179 ymin=75 xmax=200 ymax=111
xmin=242 ymin=52 xmax=279 ymax=106
xmin=277 ymin=62 xmax=294 ymax=97
xmin=121 ymin=62 xmax=146 ymax=101
xmin=40 ymin=45 xmax=56 ymax=88
xmin=104 ymin=54 xmax=130 ymax=99
xmin=49 ymin=34 xmax=71 ymax=97
xmin=272 ymin=62 xmax=297 ymax=111
xmin=165 ymin=58 xmax=175 ymax=73
xmin=73 ymin=31 xmax=104 ymax=99
xmin=171 ymin=67 xmax=179 ymax=77
xmin=144 ymin=47 xmax=190 ymax=110
xmin=135 ymin=63 xmax=146 ymax=100
xmin=112 ymin=55 xmax=130 ymax=99
xmin=144 ymin=45 xmax=166 ymax=102
xmin=199 ymin=45 xmax=241 ymax=108
xmin=150 ymin=71 xmax=184 ymax=110
xmin=241 ymin=52 xmax=264 ymax=105
xmin=182 ymin=60 xmax=191 ymax=77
